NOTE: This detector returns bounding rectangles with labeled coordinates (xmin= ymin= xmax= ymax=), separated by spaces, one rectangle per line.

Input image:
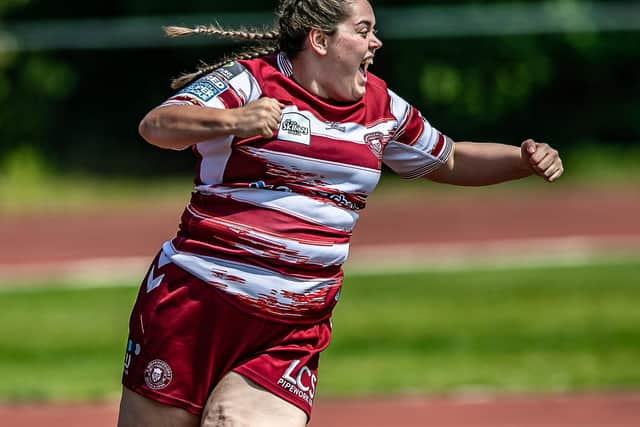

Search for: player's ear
xmin=308 ymin=28 xmax=329 ymax=56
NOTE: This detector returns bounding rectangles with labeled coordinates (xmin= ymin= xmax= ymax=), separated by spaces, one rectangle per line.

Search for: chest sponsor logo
xmin=364 ymin=131 xmax=385 ymax=159
xmin=278 ymin=112 xmax=311 ymax=145
xmin=180 ymin=75 xmax=229 ymax=102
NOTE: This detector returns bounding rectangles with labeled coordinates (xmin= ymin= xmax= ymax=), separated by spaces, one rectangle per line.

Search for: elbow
xmin=138 ymin=113 xmax=158 ymax=146
xmin=137 ymin=107 xmax=192 ymax=151
xmin=138 ymin=111 xmax=178 ymax=150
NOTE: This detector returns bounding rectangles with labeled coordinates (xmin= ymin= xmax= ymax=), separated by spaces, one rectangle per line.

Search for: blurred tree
xmin=388 ymin=30 xmax=639 ymax=147
xmin=1 ymin=1 xmax=639 ymax=177
xmin=1 ymin=0 xmax=77 ymax=177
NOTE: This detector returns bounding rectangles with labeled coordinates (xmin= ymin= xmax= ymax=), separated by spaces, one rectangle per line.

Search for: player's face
xmin=323 ymin=0 xmax=382 ymax=102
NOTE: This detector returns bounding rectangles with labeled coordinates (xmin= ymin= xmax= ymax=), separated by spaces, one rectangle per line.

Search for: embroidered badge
xmin=364 ymin=131 xmax=385 ymax=159
xmin=144 ymin=359 xmax=173 ymax=390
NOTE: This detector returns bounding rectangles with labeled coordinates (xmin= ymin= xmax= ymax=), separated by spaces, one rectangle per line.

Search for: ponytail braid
xmin=165 ymin=24 xmax=280 ymax=90
xmin=164 ymin=24 xmax=279 ymax=41
xmin=170 ymin=44 xmax=279 ymax=90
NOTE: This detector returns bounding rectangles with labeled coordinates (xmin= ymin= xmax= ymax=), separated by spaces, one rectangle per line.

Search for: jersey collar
xmin=276 ymin=51 xmax=294 ymax=78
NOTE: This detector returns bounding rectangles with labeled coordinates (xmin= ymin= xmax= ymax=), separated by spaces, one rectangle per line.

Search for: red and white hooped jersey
xmin=157 ymin=52 xmax=453 ymax=323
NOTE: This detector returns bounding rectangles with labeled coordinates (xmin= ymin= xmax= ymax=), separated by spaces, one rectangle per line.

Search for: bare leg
xmin=118 ymin=386 xmax=200 ymax=427
xmin=201 ymin=372 xmax=307 ymax=427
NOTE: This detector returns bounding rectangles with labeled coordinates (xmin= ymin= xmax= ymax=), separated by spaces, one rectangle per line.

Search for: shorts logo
xmin=144 ymin=359 xmax=173 ymax=390
xmin=123 ymin=339 xmax=142 ymax=376
xmin=277 ymin=359 xmax=317 ymax=406
xmin=278 ymin=112 xmax=311 ymax=145
xmin=180 ymin=75 xmax=229 ymax=102
xmin=364 ymin=131 xmax=385 ymax=159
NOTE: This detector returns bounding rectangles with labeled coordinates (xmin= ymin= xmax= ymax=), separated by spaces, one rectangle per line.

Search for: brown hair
xmin=166 ymin=0 xmax=354 ymax=90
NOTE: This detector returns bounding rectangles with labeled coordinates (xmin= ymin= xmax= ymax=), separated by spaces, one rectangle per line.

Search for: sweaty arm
xmin=139 ymin=98 xmax=284 ymax=150
xmin=426 ymin=138 xmax=564 ymax=185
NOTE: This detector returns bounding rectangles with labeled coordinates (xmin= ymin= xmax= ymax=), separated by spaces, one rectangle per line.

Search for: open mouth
xmin=359 ymin=57 xmax=373 ymax=80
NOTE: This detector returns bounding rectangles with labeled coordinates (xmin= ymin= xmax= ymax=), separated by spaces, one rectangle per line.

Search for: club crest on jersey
xmin=278 ymin=112 xmax=311 ymax=145
xmin=364 ymin=131 xmax=385 ymax=159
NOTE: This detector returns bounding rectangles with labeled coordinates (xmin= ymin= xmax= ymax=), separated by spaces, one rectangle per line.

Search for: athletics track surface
xmin=1 ymin=186 xmax=639 ymax=426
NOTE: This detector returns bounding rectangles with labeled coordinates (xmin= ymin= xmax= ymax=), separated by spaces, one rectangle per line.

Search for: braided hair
xmin=166 ymin=0 xmax=354 ymax=89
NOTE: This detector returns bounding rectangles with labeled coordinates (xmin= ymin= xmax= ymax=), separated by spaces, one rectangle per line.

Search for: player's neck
xmin=290 ymin=53 xmax=331 ymax=100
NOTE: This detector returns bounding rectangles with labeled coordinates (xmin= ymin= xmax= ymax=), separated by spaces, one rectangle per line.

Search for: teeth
xmin=360 ymin=58 xmax=374 ymax=77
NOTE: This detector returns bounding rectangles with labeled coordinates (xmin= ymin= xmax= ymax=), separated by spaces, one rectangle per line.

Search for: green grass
xmin=322 ymin=260 xmax=640 ymax=396
xmin=0 ymin=260 xmax=639 ymax=403
xmin=0 ymin=283 xmax=138 ymax=402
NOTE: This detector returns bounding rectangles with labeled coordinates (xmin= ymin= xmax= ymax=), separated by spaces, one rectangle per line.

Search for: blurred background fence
xmin=1 ymin=0 xmax=639 ymax=181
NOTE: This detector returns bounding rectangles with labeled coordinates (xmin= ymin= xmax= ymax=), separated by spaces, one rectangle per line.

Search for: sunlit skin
xmin=290 ymin=0 xmax=382 ymax=103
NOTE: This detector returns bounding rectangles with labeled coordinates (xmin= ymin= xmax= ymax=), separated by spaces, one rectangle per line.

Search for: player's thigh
xmin=118 ymin=386 xmax=200 ymax=427
xmin=201 ymin=371 xmax=307 ymax=427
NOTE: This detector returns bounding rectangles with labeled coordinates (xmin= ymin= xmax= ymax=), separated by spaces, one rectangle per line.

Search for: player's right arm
xmin=139 ymin=97 xmax=284 ymax=150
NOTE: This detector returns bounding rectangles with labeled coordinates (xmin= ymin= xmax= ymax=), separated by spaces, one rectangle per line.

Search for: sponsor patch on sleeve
xmin=213 ymin=61 xmax=246 ymax=81
xmin=179 ymin=75 xmax=229 ymax=102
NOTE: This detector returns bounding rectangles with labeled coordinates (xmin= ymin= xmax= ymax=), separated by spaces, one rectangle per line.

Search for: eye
xmin=357 ymin=28 xmax=378 ymax=39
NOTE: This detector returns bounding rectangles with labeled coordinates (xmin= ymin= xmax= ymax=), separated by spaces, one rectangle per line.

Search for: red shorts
xmin=122 ymin=253 xmax=332 ymax=420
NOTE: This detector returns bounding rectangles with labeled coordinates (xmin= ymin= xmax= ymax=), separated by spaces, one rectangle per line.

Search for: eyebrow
xmin=355 ymin=20 xmax=374 ymax=28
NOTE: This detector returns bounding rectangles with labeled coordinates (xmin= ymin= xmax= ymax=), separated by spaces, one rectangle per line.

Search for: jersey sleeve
xmin=382 ymin=89 xmax=453 ymax=179
xmin=161 ymin=61 xmax=262 ymax=109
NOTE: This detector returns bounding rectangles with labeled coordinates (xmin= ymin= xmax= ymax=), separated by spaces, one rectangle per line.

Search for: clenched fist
xmin=232 ymin=97 xmax=284 ymax=139
xmin=521 ymin=139 xmax=564 ymax=182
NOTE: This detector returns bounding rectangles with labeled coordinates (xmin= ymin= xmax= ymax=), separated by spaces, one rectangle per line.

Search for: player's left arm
xmin=426 ymin=138 xmax=564 ymax=186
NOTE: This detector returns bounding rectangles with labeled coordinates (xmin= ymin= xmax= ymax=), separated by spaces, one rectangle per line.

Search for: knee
xmin=201 ymin=400 xmax=241 ymax=427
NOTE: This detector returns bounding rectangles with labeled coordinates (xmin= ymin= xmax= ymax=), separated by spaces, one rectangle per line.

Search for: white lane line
xmin=0 ymin=256 xmax=150 ymax=289
xmin=345 ymin=235 xmax=640 ymax=274
xmin=0 ymin=235 xmax=638 ymax=290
